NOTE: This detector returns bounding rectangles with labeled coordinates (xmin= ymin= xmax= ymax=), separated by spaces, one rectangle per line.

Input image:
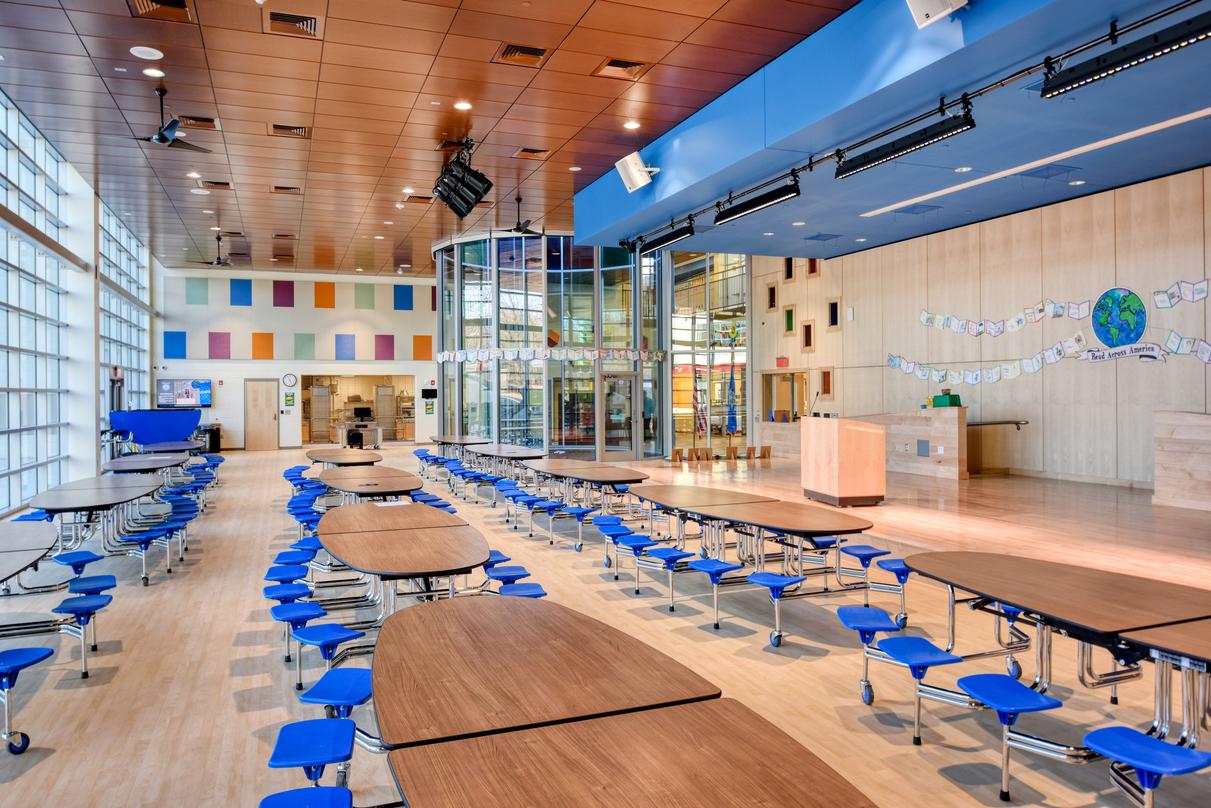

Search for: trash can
xmin=203 ymin=424 xmax=221 ymax=453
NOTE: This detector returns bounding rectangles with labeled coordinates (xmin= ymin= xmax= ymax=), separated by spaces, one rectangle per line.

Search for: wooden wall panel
xmin=843 ymin=366 xmax=883 ymax=417
xmin=925 ymin=227 xmax=981 ymax=364
xmin=841 ymin=249 xmax=882 ymax=368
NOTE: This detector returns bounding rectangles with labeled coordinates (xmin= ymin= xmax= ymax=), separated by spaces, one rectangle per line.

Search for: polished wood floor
xmin=0 ymin=449 xmax=1207 ymax=806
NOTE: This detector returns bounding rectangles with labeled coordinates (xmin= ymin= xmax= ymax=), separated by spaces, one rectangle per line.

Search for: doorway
xmin=598 ymin=373 xmax=639 ymax=460
xmin=244 ymin=379 xmax=280 ymax=451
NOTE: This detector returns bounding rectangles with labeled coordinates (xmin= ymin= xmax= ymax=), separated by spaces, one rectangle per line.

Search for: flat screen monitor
xmin=421 ymin=388 xmax=438 ymax=400
xmin=157 ymin=379 xmax=212 ymax=408
xmin=353 ymin=406 xmax=373 ymax=420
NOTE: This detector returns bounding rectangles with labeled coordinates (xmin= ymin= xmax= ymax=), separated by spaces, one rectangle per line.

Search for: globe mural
xmin=1091 ymin=287 xmax=1146 ymax=348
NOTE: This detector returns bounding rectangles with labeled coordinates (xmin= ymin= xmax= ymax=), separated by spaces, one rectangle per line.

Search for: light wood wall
xmin=751 ymin=167 xmax=1210 ymax=487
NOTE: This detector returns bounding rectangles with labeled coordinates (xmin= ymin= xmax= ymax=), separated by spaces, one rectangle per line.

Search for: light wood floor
xmin=0 ymin=449 xmax=1207 ymax=807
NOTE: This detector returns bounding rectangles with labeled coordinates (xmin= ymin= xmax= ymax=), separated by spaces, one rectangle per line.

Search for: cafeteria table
xmin=1121 ymin=618 xmax=1211 ymax=760
xmin=687 ymin=499 xmax=873 ymax=567
xmin=31 ymin=477 xmax=164 ymax=515
xmin=141 ymin=439 xmax=204 ymax=453
xmin=429 ymin=435 xmax=490 ymax=460
xmin=103 ymin=453 xmax=190 ymax=473
xmin=0 ymin=521 xmax=80 ymax=639
xmin=464 ymin=443 xmax=547 ymax=476
xmin=318 ymin=466 xmax=422 ymax=501
xmin=371 ymin=596 xmax=720 ymax=748
xmin=305 ymin=448 xmax=382 ymax=467
xmin=629 ymin=484 xmax=778 ymax=545
xmin=521 ymin=459 xmax=650 ymax=515
xmin=387 ymin=698 xmax=876 ymax=808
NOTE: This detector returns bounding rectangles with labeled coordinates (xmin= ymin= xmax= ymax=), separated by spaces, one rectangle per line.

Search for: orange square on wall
xmin=252 ymin=332 xmax=274 ymax=360
xmin=412 ymin=335 xmax=432 ymax=361
xmin=314 ymin=281 xmax=335 ymax=308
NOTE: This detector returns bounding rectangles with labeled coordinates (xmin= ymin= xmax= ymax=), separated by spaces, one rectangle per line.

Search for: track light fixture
xmin=714 ymin=173 xmax=801 ymax=226
xmin=1041 ymin=10 xmax=1211 ymax=99
xmin=433 ymin=140 xmax=493 ymax=219
xmin=639 ymin=217 xmax=695 ymax=254
xmin=836 ymin=97 xmax=975 ymax=180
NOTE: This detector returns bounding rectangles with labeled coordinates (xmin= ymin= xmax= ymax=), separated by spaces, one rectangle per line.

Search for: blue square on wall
xmin=335 ymin=333 xmax=355 ymax=360
xmin=164 ymin=330 xmax=187 ymax=359
xmin=230 ymin=278 xmax=252 ymax=306
xmin=393 ymin=284 xmax=413 ymax=311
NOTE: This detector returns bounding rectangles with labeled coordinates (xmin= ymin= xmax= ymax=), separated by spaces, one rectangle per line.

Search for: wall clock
xmin=282 ymin=373 xmax=298 ymax=387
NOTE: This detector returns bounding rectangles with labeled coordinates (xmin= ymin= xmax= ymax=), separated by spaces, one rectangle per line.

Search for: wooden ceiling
xmin=0 ymin=0 xmax=857 ymax=275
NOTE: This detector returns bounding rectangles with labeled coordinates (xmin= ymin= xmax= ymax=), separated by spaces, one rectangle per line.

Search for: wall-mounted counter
xmin=855 ymin=407 xmax=968 ymax=480
xmin=1153 ymin=411 xmax=1211 ymax=511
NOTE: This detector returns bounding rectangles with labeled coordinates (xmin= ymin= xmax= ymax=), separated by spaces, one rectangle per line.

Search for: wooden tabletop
xmin=466 ymin=443 xmax=547 ymax=460
xmin=0 ymin=548 xmax=50 ymax=584
xmin=54 ymin=474 xmax=165 ymax=490
xmin=689 ymin=500 xmax=873 ymax=537
xmin=318 ymin=502 xmax=466 ymax=535
xmin=906 ymin=552 xmax=1211 ymax=636
xmin=305 ymin=448 xmax=383 ymax=466
xmin=318 ymin=467 xmax=422 ymax=497
xmin=430 ymin=435 xmax=491 ymax=446
xmin=1122 ymin=619 xmax=1211 ymax=665
xmin=142 ymin=440 xmax=203 ymax=453
xmin=320 ymin=526 xmax=488 ymax=579
xmin=629 ymin=484 xmax=778 ymax=510
xmin=523 ymin=460 xmax=650 ymax=484
xmin=522 ymin=458 xmax=608 ymax=473
xmin=0 ymin=522 xmax=57 ymax=553
xmin=31 ymin=477 xmax=162 ymax=513
xmin=387 ymin=698 xmax=875 ymax=808
xmin=103 ymin=453 xmax=189 ymax=473
xmin=372 ymin=596 xmax=721 ymax=748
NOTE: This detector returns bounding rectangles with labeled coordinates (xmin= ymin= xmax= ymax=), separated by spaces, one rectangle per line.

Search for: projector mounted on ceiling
xmin=615 ymin=151 xmax=660 ymax=193
xmin=905 ymin=0 xmax=967 ymax=29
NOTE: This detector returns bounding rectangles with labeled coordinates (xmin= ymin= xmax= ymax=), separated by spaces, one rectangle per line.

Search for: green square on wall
xmin=354 ymin=283 xmax=375 ymax=309
xmin=294 ymin=333 xmax=316 ymax=360
xmin=185 ymin=277 xmax=208 ymax=305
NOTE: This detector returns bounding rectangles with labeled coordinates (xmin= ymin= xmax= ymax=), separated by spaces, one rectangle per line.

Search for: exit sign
xmin=775 ymin=356 xmax=789 ymax=368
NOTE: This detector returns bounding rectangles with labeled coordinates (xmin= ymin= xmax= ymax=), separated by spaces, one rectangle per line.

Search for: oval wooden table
xmin=31 ymin=476 xmax=163 ymax=514
xmin=305 ymin=448 xmax=382 ymax=467
xmin=629 ymin=484 xmax=778 ymax=510
xmin=318 ymin=466 xmax=423 ymax=499
xmin=317 ymin=502 xmax=466 ymax=534
xmin=141 ymin=440 xmax=204 ymax=453
xmin=103 ymin=453 xmax=190 ymax=473
xmin=429 ymin=435 xmax=491 ymax=447
xmin=371 ymin=596 xmax=720 ymax=749
xmin=0 ymin=522 xmax=58 ymax=585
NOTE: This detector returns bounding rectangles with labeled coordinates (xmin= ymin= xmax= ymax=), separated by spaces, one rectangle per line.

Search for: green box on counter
xmin=932 ymin=394 xmax=962 ymax=407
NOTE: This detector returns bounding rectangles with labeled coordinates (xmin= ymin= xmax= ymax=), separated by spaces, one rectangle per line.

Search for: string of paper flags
xmin=437 ymin=347 xmax=665 ymax=364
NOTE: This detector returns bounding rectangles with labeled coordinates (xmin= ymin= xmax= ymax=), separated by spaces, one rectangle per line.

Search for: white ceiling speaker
xmin=905 ymin=0 xmax=967 ymax=29
xmin=615 ymin=151 xmax=660 ymax=193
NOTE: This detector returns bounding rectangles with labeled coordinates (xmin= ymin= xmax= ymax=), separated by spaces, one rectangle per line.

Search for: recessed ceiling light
xmin=114 ymin=67 xmax=128 ymax=73
xmin=401 ymin=186 xmax=414 ymax=194
xmin=186 ymin=171 xmax=200 ymax=179
xmin=142 ymin=67 xmax=165 ymax=78
xmin=355 ymin=267 xmax=364 ymax=272
xmin=568 ymin=166 xmax=581 ymax=172
xmin=1068 ymin=179 xmax=1086 ymax=186
xmin=954 ymin=166 xmax=973 ymax=173
xmin=454 ymin=101 xmax=472 ymax=111
xmin=394 ymin=202 xmax=405 ymax=209
xmin=763 ymin=232 xmax=774 ymax=236
xmin=856 ymin=238 xmax=868 ymax=242
xmin=190 ymin=189 xmax=210 ymax=195
xmin=374 ymin=235 xmax=384 ymax=240
xmin=791 ymin=221 xmax=806 ymax=226
xmin=623 ymin=120 xmax=640 ymax=130
xmin=203 ymin=209 xmax=214 ymax=214
xmin=429 ymin=100 xmax=441 ymax=106
xmin=130 ymin=46 xmax=164 ymax=61
xmin=209 ymin=226 xmax=220 ymax=231
xmin=270 ymin=257 xmax=279 ymax=261
xmin=383 ymin=220 xmax=394 ymax=225
xmin=399 ymin=263 xmax=411 ymax=268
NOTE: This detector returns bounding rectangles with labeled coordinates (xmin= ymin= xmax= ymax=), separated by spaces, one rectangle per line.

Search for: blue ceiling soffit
xmin=572 ymin=0 xmax=1211 ymax=259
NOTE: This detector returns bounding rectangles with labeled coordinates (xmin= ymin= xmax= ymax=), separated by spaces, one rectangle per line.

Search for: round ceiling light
xmin=568 ymin=166 xmax=581 ymax=172
xmin=374 ymin=235 xmax=384 ymax=240
xmin=454 ymin=101 xmax=472 ymax=111
xmin=791 ymin=221 xmax=806 ymax=226
xmin=954 ymin=166 xmax=973 ymax=173
xmin=1068 ymin=179 xmax=1086 ymax=186
xmin=130 ymin=46 xmax=164 ymax=61
xmin=401 ymin=186 xmax=414 ymax=194
xmin=190 ymin=189 xmax=210 ymax=195
xmin=142 ymin=67 xmax=165 ymax=78
xmin=623 ymin=120 xmax=640 ymax=130
xmin=355 ymin=267 xmax=364 ymax=272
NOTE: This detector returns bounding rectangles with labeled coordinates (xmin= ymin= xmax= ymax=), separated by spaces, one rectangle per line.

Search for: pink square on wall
xmin=208 ymin=331 xmax=231 ymax=359
xmin=374 ymin=334 xmax=394 ymax=360
xmin=272 ymin=280 xmax=294 ymax=307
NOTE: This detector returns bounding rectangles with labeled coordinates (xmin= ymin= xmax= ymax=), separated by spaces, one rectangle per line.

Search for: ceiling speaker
xmin=615 ymin=151 xmax=660 ymax=193
xmin=904 ymin=0 xmax=967 ymax=29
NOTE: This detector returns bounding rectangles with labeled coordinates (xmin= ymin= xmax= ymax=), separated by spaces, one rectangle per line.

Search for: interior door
xmin=244 ymin=379 xmax=280 ymax=451
xmin=598 ymin=373 xmax=638 ymax=460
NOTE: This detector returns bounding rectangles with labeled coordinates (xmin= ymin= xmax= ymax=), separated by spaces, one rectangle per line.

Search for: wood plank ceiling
xmin=0 ymin=0 xmax=856 ymax=275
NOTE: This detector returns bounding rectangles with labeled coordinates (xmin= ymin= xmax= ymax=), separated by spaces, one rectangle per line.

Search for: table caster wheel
xmin=1006 ymin=656 xmax=1022 ymax=679
xmin=7 ymin=731 xmax=30 ymax=754
xmin=860 ymin=682 xmax=874 ymax=705
xmin=335 ymin=769 xmax=348 ymax=788
xmin=141 ymin=576 xmax=149 ymax=586
xmin=603 ymin=556 xmax=611 ymax=568
xmin=699 ymin=548 xmax=708 ymax=559
xmin=324 ymin=705 xmax=336 ymax=719
xmin=574 ymin=542 xmax=583 ymax=552
xmin=895 ymin=613 xmax=908 ymax=628
xmin=769 ymin=631 xmax=782 ymax=648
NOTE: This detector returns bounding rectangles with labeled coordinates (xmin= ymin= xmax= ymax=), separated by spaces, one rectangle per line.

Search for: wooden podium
xmin=800 ymin=416 xmax=886 ymax=506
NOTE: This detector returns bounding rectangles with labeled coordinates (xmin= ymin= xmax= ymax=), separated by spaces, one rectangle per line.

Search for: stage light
xmin=433 ymin=146 xmax=493 ymax=219
xmin=639 ymin=219 xmax=694 ymax=254
xmin=835 ymin=105 xmax=975 ymax=180
xmin=713 ymin=179 xmax=800 ymax=226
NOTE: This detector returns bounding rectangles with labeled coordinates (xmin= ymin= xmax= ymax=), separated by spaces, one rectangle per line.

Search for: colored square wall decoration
xmin=294 ymin=333 xmax=315 ymax=360
xmin=273 ymin=280 xmax=294 ymax=307
xmin=374 ymin=334 xmax=394 ymax=360
xmin=230 ymin=278 xmax=252 ymax=306
xmin=412 ymin=335 xmax=432 ymax=361
xmin=354 ymin=283 xmax=375 ymax=310
xmin=252 ymin=332 xmax=274 ymax=360
xmin=314 ymin=281 xmax=335 ymax=309
xmin=208 ymin=331 xmax=231 ymax=359
xmin=335 ymin=333 xmax=355 ymax=360
xmin=393 ymin=285 xmax=413 ymax=311
xmin=185 ymin=277 xmax=208 ymax=305
xmin=431 ymin=287 xmax=437 ymax=311
xmin=163 ymin=330 xmax=187 ymax=359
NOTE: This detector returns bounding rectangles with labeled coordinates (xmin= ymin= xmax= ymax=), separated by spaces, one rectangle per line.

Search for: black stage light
xmin=434 ymin=152 xmax=493 ymax=219
xmin=1042 ymin=10 xmax=1211 ymax=99
xmin=835 ymin=107 xmax=975 ymax=180
xmin=639 ymin=219 xmax=694 ymax=254
xmin=713 ymin=179 xmax=800 ymax=225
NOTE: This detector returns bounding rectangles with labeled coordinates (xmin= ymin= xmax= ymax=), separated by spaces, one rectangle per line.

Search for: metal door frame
xmin=597 ymin=371 xmax=640 ymax=461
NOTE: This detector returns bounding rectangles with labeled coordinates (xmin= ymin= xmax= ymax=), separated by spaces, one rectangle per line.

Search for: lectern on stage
xmin=800 ymin=416 xmax=886 ymax=506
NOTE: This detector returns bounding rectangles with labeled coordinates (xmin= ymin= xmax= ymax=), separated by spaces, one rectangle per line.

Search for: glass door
xmin=598 ymin=373 xmax=638 ymax=460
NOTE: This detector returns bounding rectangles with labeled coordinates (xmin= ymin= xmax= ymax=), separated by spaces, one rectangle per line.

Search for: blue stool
xmin=958 ymin=673 xmax=1062 ymax=801
xmin=290 ymin=624 xmax=366 ymax=691
xmin=647 ymin=547 xmax=694 ymax=612
xmin=876 ymin=558 xmax=912 ymax=626
xmin=597 ymin=524 xmax=634 ymax=574
xmin=687 ymin=558 xmax=743 ymax=629
xmin=560 ymin=506 xmax=596 ymax=551
xmin=616 ymin=535 xmax=657 ymax=595
xmin=266 ymin=564 xmax=310 ymax=585
xmin=837 ymin=605 xmax=903 ymax=704
xmin=840 ymin=545 xmax=890 ymax=605
xmin=499 ymin=582 xmax=547 ymax=599
xmin=265 ymin=583 xmax=312 ymax=604
xmin=271 ymin=601 xmax=327 ymax=663
xmin=116 ymin=526 xmax=172 ymax=585
xmin=292 ymin=536 xmax=323 ymax=552
xmin=484 ymin=549 xmax=511 ymax=570
xmin=485 ymin=565 xmax=531 ymax=587
xmin=52 ymin=594 xmax=112 ymax=678
xmin=300 ymin=667 xmax=372 ymax=719
xmin=68 ymin=575 xmax=117 ymax=597
xmin=52 ymin=550 xmax=104 ymax=577
xmin=527 ymin=500 xmax=565 ymax=540
xmin=260 ymin=787 xmax=352 ymax=808
xmin=268 ymin=718 xmax=356 ymax=788
xmin=1084 ymin=726 xmax=1211 ymax=808
xmin=274 ymin=549 xmax=317 ymax=566
xmin=747 ymin=571 xmax=806 ymax=647
xmin=877 ymin=636 xmax=962 ymax=745
xmin=0 ymin=647 xmax=53 ymax=754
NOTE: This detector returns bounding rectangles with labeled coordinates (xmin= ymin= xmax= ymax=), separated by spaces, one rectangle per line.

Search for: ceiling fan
xmin=506 ymin=195 xmax=541 ymax=236
xmin=192 ymin=234 xmax=230 ymax=267
xmin=132 ymin=86 xmax=211 ymax=154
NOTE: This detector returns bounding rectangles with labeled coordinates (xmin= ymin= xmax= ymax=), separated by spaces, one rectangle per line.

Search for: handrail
xmin=969 ymin=420 xmax=1029 ymax=430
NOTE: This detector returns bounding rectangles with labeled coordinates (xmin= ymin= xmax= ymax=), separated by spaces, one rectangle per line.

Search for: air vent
xmin=178 ymin=115 xmax=219 ymax=130
xmin=593 ymin=57 xmax=649 ymax=80
xmin=493 ymin=43 xmax=549 ymax=68
xmin=265 ymin=11 xmax=319 ymax=38
xmin=1021 ymin=164 xmax=1080 ymax=180
xmin=512 ymin=147 xmax=550 ymax=160
xmin=435 ymin=140 xmax=467 ymax=152
xmin=896 ymin=203 xmax=942 ymax=215
xmin=804 ymin=233 xmax=841 ymax=242
xmin=127 ymin=0 xmax=192 ymax=22
xmin=220 ymin=230 xmax=244 ymax=238
xmin=272 ymin=185 xmax=303 ymax=195
xmin=199 ymin=180 xmax=232 ymax=191
xmin=404 ymin=195 xmax=434 ymax=205
xmin=271 ymin=124 xmax=311 ymax=139
xmin=272 ymin=233 xmax=297 ymax=240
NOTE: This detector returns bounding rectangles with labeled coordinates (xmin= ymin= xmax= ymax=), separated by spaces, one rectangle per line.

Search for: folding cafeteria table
xmin=102 ymin=453 xmax=190 ymax=473
xmin=317 ymin=466 xmax=423 ymax=501
xmin=428 ymin=435 xmax=490 ymax=461
xmin=141 ymin=440 xmax=204 ymax=453
xmin=305 ymin=448 xmax=382 ymax=468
